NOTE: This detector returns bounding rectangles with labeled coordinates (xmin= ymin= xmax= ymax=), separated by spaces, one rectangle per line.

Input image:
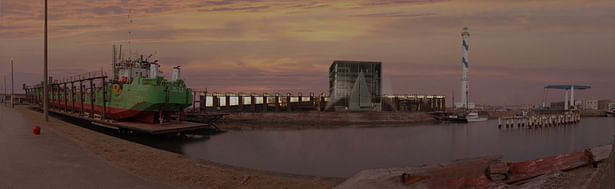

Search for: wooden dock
xmin=497 ymin=111 xmax=581 ymax=129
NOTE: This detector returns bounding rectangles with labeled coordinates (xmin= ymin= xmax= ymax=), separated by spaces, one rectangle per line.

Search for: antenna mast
xmin=128 ymin=8 xmax=133 ymax=57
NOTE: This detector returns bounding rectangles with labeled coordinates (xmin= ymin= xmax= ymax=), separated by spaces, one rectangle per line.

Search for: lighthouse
xmin=456 ymin=27 xmax=474 ymax=109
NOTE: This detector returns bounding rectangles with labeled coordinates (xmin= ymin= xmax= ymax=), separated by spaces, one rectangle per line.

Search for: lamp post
xmin=43 ymin=0 xmax=49 ymax=121
xmin=3 ymin=75 xmax=5 ymax=104
xmin=11 ymin=58 xmax=14 ymax=108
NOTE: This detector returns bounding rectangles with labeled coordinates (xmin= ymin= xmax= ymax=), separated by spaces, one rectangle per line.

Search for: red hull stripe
xmin=47 ymin=100 xmax=147 ymax=120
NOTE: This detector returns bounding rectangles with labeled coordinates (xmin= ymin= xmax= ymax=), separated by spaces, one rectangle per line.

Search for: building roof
xmin=332 ymin=60 xmax=381 ymax=64
xmin=544 ymin=85 xmax=591 ymax=90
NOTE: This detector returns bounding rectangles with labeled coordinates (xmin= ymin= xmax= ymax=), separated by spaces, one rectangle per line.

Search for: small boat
xmin=431 ymin=112 xmax=467 ymax=123
xmin=466 ymin=112 xmax=487 ymax=122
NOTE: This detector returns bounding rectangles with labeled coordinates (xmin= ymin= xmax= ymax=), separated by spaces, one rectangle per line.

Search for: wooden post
xmin=80 ymin=81 xmax=84 ymax=116
xmin=102 ymin=77 xmax=107 ymax=120
xmin=89 ymin=79 xmax=94 ymax=118
xmin=71 ymin=82 xmax=75 ymax=113
xmin=64 ymin=83 xmax=68 ymax=112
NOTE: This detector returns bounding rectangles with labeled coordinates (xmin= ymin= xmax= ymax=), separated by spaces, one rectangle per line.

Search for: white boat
xmin=466 ymin=112 xmax=487 ymax=122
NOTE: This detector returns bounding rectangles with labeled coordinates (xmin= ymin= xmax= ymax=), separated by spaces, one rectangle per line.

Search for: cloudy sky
xmin=1 ymin=0 xmax=614 ymax=106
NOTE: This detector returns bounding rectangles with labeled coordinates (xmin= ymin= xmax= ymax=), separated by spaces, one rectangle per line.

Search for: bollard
xmin=33 ymin=126 xmax=41 ymax=135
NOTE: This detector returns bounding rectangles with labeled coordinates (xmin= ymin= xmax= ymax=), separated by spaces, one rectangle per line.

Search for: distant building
xmin=329 ymin=60 xmax=382 ymax=111
xmin=583 ymin=99 xmax=598 ymax=110
xmin=609 ymin=103 xmax=615 ymax=111
xmin=598 ymin=100 xmax=613 ymax=110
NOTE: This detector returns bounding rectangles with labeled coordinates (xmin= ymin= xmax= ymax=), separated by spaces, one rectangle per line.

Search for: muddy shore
xmin=14 ymin=106 xmax=343 ymax=188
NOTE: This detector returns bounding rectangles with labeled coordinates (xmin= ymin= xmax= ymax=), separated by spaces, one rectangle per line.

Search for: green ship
xmin=38 ymin=45 xmax=193 ymax=123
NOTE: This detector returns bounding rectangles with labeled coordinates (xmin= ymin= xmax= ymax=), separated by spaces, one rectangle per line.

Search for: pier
xmin=498 ymin=111 xmax=581 ymax=129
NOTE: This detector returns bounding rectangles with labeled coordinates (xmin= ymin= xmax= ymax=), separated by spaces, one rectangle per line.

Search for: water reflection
xmin=180 ymin=118 xmax=615 ymax=177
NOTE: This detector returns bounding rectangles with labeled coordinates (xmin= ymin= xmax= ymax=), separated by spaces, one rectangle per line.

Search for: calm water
xmin=183 ymin=118 xmax=615 ymax=177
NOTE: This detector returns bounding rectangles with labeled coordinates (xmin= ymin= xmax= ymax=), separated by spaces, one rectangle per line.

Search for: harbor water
xmin=178 ymin=118 xmax=615 ymax=177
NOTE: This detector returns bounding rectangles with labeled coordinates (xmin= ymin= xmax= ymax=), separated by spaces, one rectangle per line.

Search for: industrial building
xmin=382 ymin=94 xmax=445 ymax=112
xmin=329 ymin=60 xmax=382 ymax=111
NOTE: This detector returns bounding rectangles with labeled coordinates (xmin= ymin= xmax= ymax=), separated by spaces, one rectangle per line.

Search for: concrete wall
xmin=586 ymin=138 xmax=615 ymax=189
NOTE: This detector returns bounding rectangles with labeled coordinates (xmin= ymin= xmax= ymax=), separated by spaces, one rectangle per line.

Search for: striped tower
xmin=460 ymin=27 xmax=470 ymax=109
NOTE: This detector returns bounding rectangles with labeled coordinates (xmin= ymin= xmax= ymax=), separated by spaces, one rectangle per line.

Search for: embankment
xmin=15 ymin=106 xmax=343 ymax=188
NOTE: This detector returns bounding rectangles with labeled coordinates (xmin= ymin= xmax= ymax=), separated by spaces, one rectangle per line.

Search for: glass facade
xmin=329 ymin=60 xmax=382 ymax=111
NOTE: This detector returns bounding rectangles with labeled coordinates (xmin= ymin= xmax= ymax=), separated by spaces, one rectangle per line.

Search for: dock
xmin=498 ymin=111 xmax=581 ymax=129
xmin=37 ymin=106 xmax=221 ymax=134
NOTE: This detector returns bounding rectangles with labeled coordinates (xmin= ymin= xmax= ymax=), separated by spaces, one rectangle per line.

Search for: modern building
xmin=382 ymin=94 xmax=445 ymax=112
xmin=598 ymin=100 xmax=613 ymax=110
xmin=329 ymin=60 xmax=382 ymax=111
xmin=583 ymin=99 xmax=599 ymax=110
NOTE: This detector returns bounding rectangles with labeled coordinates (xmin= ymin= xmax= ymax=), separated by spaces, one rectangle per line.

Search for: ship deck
xmin=30 ymin=105 xmax=221 ymax=135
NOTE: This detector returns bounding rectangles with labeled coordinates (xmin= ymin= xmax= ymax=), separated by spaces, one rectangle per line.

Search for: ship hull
xmin=39 ymin=76 xmax=193 ymax=123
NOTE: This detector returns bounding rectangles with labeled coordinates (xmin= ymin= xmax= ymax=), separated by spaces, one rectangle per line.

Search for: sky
xmin=0 ymin=0 xmax=614 ymax=106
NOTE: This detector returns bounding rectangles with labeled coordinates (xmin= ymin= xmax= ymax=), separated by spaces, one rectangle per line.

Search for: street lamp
xmin=11 ymin=57 xmax=14 ymax=108
xmin=43 ymin=0 xmax=49 ymax=121
xmin=3 ymin=74 xmax=5 ymax=104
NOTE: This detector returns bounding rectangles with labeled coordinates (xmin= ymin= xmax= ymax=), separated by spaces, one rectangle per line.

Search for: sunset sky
xmin=1 ymin=0 xmax=614 ymax=106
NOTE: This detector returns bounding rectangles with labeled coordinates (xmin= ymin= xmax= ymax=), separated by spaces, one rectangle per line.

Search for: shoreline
xmin=216 ymin=111 xmax=436 ymax=130
xmin=10 ymin=105 xmax=613 ymax=188
xmin=13 ymin=105 xmax=343 ymax=188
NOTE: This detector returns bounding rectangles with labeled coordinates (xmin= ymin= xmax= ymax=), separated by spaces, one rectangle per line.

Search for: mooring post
xmin=498 ymin=117 xmax=501 ymax=128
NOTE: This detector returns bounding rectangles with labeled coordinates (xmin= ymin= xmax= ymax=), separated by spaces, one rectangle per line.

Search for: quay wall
xmin=221 ymin=111 xmax=435 ymax=125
